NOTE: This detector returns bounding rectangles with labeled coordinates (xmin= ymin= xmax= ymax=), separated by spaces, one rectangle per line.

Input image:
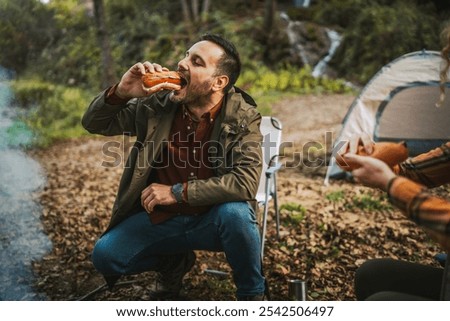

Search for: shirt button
xmin=190 ymin=172 xmax=195 ymax=176
xmin=187 ymin=126 xmax=191 ymax=130
xmin=192 ymin=150 xmax=196 ymax=154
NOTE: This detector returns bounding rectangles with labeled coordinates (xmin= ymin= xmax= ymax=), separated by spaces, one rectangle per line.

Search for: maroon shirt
xmin=150 ymin=101 xmax=223 ymax=224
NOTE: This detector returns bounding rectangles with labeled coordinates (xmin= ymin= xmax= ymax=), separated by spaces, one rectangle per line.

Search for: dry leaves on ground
xmin=29 ymin=136 xmax=445 ymax=301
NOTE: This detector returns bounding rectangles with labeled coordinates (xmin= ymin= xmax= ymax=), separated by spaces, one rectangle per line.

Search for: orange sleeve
xmin=388 ymin=176 xmax=450 ymax=251
xmin=396 ymin=142 xmax=450 ymax=187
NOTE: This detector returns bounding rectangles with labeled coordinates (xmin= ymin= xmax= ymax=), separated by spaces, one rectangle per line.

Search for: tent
xmin=325 ymin=50 xmax=450 ymax=182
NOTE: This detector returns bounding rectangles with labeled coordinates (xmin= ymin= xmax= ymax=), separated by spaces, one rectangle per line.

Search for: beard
xmin=169 ymin=78 xmax=213 ymax=107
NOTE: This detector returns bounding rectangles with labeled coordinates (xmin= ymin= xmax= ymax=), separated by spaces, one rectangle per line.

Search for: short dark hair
xmin=199 ymin=33 xmax=241 ymax=92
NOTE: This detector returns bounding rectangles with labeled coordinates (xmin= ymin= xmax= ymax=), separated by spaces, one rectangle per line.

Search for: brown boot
xmin=149 ymin=251 xmax=196 ymax=300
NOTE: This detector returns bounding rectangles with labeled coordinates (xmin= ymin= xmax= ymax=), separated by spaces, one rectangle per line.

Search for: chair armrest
xmin=265 ymin=162 xmax=282 ymax=177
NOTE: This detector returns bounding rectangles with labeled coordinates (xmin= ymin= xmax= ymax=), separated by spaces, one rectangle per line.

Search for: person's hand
xmin=339 ymin=132 xmax=374 ymax=155
xmin=140 ymin=183 xmax=177 ymax=213
xmin=115 ymin=61 xmax=181 ymax=99
xmin=336 ymin=133 xmax=374 ymax=170
xmin=344 ymin=153 xmax=397 ymax=191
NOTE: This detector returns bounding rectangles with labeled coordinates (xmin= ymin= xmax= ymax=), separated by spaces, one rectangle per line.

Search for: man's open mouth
xmin=178 ymin=74 xmax=188 ymax=88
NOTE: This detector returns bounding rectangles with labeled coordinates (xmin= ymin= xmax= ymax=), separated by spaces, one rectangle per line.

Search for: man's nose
xmin=177 ymin=58 xmax=188 ymax=71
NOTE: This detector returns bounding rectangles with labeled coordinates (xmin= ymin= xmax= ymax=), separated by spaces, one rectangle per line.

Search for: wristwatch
xmin=171 ymin=183 xmax=184 ymax=203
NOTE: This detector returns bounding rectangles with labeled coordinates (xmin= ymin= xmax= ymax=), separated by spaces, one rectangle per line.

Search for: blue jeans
xmin=92 ymin=201 xmax=265 ymax=297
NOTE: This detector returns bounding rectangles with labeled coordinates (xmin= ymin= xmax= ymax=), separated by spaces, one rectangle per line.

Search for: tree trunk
xmin=180 ymin=0 xmax=194 ymax=36
xmin=180 ymin=0 xmax=191 ymax=24
xmin=201 ymin=0 xmax=210 ymax=22
xmin=191 ymin=0 xmax=199 ymax=22
xmin=92 ymin=0 xmax=116 ymax=89
xmin=263 ymin=0 xmax=276 ymax=35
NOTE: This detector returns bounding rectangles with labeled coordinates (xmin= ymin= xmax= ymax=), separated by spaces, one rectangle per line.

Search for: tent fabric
xmin=376 ymin=84 xmax=450 ymax=155
xmin=325 ymin=50 xmax=450 ymax=182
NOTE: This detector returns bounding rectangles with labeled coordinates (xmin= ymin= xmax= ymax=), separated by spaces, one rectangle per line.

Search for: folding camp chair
xmin=203 ymin=116 xmax=283 ymax=280
xmin=257 ymin=116 xmax=283 ymax=258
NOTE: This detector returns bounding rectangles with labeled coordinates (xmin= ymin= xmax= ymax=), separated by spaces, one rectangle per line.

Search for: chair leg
xmin=260 ymin=201 xmax=270 ymax=259
xmin=273 ymin=173 xmax=280 ymax=239
xmin=260 ymin=176 xmax=271 ymax=259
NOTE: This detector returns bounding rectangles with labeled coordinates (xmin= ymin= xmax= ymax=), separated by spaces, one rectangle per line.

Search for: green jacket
xmin=82 ymin=88 xmax=263 ymax=230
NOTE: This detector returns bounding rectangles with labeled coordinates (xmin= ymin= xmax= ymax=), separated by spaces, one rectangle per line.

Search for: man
xmin=82 ymin=34 xmax=265 ymax=300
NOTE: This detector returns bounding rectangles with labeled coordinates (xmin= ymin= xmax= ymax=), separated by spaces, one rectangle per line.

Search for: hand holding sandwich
xmin=115 ymin=61 xmax=182 ymax=99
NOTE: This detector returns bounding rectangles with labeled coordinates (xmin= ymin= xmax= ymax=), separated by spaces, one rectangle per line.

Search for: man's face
xmin=169 ymin=40 xmax=224 ymax=105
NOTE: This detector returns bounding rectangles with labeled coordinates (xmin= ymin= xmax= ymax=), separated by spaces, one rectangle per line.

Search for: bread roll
xmin=141 ymin=71 xmax=182 ymax=88
xmin=336 ymin=141 xmax=408 ymax=171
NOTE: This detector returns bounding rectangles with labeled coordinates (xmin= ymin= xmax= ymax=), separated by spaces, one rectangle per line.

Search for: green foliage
xmin=311 ymin=0 xmax=445 ymax=83
xmin=1 ymin=0 xmax=447 ymax=145
xmin=1 ymin=0 xmax=448 ymax=89
xmin=198 ymin=11 xmax=267 ymax=70
xmin=346 ymin=193 xmax=392 ymax=212
xmin=107 ymin=1 xmax=184 ymax=69
xmin=0 ymin=0 xmax=57 ymax=73
xmin=11 ymin=79 xmax=93 ymax=147
xmin=238 ymin=65 xmax=353 ymax=95
xmin=281 ymin=202 xmax=307 ymax=224
xmin=34 ymin=0 xmax=103 ymax=89
xmin=12 ymin=80 xmax=56 ymax=108
xmin=325 ymin=190 xmax=345 ymax=203
xmin=237 ymin=64 xmax=354 ymax=115
xmin=325 ymin=190 xmax=346 ymax=210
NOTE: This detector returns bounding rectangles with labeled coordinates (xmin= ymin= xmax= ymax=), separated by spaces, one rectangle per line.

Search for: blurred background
xmin=0 ymin=0 xmax=449 ymax=146
xmin=0 ymin=0 xmax=449 ymax=301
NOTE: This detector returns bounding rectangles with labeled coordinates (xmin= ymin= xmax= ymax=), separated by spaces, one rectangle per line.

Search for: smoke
xmin=0 ymin=66 xmax=52 ymax=300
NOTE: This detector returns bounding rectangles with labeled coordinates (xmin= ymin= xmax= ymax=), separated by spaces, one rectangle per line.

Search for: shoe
xmin=104 ymin=275 xmax=121 ymax=290
xmin=149 ymin=251 xmax=196 ymax=300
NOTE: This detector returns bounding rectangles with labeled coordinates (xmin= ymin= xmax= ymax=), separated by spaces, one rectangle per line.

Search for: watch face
xmin=172 ymin=183 xmax=183 ymax=203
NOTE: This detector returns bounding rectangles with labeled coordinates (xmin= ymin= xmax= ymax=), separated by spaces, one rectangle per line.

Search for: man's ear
xmin=212 ymin=75 xmax=229 ymax=92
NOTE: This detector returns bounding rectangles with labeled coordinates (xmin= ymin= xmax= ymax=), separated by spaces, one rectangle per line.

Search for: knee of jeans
xmin=91 ymin=237 xmax=115 ymax=274
xmin=216 ymin=202 xmax=255 ymax=225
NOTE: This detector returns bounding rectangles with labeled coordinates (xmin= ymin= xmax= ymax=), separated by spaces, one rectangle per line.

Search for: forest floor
xmin=30 ymin=93 xmax=447 ymax=301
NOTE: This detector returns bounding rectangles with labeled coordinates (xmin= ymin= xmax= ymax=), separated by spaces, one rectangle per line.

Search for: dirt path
xmin=272 ymin=94 xmax=354 ymax=148
xmin=30 ymin=94 xmax=444 ymax=301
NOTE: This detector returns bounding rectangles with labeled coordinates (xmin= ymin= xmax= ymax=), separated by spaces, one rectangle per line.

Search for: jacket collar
xmin=207 ymin=86 xmax=256 ymax=141
xmin=221 ymin=86 xmax=257 ymax=125
xmin=233 ymin=86 xmax=257 ymax=107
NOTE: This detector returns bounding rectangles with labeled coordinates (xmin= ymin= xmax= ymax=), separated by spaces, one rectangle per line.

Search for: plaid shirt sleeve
xmin=387 ymin=142 xmax=450 ymax=251
xmin=393 ymin=142 xmax=450 ymax=187
xmin=388 ymin=176 xmax=450 ymax=251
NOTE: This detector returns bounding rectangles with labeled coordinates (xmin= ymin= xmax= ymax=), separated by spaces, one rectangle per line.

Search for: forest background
xmin=0 ymin=0 xmax=449 ymax=146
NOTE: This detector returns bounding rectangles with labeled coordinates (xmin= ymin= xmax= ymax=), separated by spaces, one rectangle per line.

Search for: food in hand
xmin=141 ymin=71 xmax=182 ymax=89
xmin=336 ymin=141 xmax=408 ymax=171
